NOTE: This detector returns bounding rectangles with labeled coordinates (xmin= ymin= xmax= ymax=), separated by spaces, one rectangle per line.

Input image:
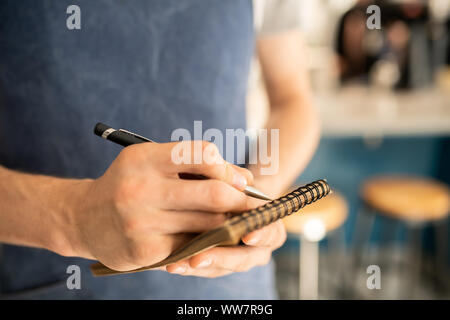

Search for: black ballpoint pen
xmin=93 ymin=122 xmax=272 ymax=201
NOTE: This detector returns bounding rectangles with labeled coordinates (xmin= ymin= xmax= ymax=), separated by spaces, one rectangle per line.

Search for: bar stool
xmin=283 ymin=191 xmax=348 ymax=300
xmin=354 ymin=175 xmax=450 ymax=298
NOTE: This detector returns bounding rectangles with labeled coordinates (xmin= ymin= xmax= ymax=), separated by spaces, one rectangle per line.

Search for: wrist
xmin=46 ymin=177 xmax=94 ymax=258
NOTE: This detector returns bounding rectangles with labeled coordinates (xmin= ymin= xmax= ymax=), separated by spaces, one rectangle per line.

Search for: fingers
xmin=151 ymin=141 xmax=253 ymax=191
xmin=148 ymin=210 xmax=226 ymax=234
xmin=121 ymin=209 xmax=226 ymax=235
xmin=230 ymin=164 xmax=254 ymax=186
xmin=165 ymin=259 xmax=234 ymax=278
xmin=166 ymin=264 xmax=232 ymax=278
xmin=242 ymin=221 xmax=287 ymax=249
xmin=161 ymin=178 xmax=251 ymax=212
xmin=119 ymin=141 xmax=256 ymax=213
xmin=166 ymin=246 xmax=272 ymax=276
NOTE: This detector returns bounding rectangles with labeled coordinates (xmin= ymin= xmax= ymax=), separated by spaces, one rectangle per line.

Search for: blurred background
xmin=247 ymin=0 xmax=450 ymax=299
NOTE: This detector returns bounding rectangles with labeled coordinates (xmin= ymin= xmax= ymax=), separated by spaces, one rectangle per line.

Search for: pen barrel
xmin=227 ymin=179 xmax=331 ymax=240
xmin=104 ymin=130 xmax=147 ymax=147
xmin=93 ymin=122 xmax=112 ymax=137
xmin=94 ymin=122 xmax=147 ymax=147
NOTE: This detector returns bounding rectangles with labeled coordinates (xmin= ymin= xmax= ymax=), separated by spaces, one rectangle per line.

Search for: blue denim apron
xmin=0 ymin=0 xmax=277 ymax=299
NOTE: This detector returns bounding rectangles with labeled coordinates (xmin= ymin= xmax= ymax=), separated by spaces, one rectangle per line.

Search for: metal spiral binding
xmin=229 ymin=179 xmax=330 ymax=233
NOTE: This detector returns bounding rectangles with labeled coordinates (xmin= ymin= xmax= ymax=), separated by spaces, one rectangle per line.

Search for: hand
xmin=165 ymin=198 xmax=287 ymax=278
xmin=62 ymin=141 xmax=255 ymax=272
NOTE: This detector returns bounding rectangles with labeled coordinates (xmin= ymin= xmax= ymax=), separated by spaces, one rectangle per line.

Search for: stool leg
xmin=327 ymin=226 xmax=347 ymax=298
xmin=402 ymin=225 xmax=422 ymax=299
xmin=433 ymin=219 xmax=449 ymax=295
xmin=299 ymin=235 xmax=320 ymax=300
xmin=291 ymin=240 xmax=298 ymax=299
xmin=347 ymin=205 xmax=376 ymax=298
xmin=298 ymin=235 xmax=302 ymax=300
xmin=377 ymin=216 xmax=399 ymax=298
xmin=379 ymin=216 xmax=398 ymax=255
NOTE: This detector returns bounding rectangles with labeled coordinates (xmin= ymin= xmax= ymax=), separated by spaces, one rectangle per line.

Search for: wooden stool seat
xmin=361 ymin=176 xmax=450 ymax=223
xmin=283 ymin=192 xmax=348 ymax=235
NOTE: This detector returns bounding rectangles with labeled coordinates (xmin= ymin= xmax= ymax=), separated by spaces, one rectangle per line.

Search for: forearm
xmin=251 ymin=31 xmax=321 ymax=198
xmin=250 ymin=98 xmax=320 ymax=198
xmin=0 ymin=165 xmax=90 ymax=255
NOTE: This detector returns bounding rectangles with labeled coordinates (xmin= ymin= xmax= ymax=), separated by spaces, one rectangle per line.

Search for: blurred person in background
xmin=334 ymin=0 xmax=446 ymax=89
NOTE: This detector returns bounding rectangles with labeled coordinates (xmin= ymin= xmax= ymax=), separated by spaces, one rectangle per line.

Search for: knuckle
xmin=116 ymin=146 xmax=138 ymax=167
xmin=202 ymin=142 xmax=224 ymax=165
xmin=122 ymin=216 xmax=141 ymax=236
xmin=117 ymin=144 xmax=153 ymax=169
xmin=201 ymin=141 xmax=219 ymax=156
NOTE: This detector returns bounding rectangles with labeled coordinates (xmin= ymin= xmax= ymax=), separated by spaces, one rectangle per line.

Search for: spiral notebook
xmin=90 ymin=179 xmax=331 ymax=276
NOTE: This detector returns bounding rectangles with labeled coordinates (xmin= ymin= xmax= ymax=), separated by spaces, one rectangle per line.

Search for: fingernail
xmin=246 ymin=235 xmax=260 ymax=245
xmin=171 ymin=265 xmax=186 ymax=274
xmin=196 ymin=258 xmax=212 ymax=268
xmin=233 ymin=172 xmax=247 ymax=190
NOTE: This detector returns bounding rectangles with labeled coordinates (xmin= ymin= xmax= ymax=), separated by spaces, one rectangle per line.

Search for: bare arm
xmin=0 ymin=165 xmax=86 ymax=256
xmin=250 ymin=30 xmax=321 ymax=197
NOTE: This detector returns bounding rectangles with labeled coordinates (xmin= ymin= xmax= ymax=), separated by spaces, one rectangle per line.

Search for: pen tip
xmin=244 ymin=186 xmax=272 ymax=201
